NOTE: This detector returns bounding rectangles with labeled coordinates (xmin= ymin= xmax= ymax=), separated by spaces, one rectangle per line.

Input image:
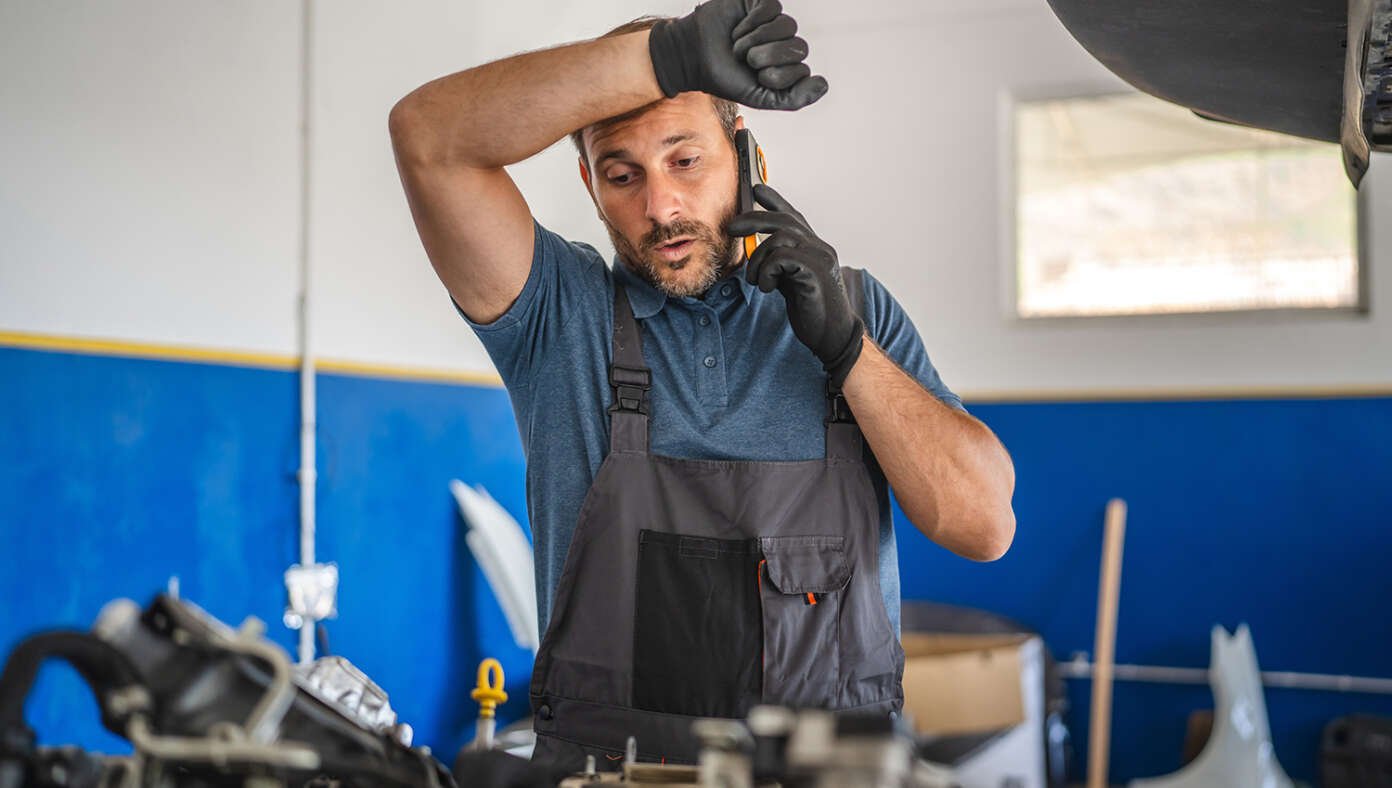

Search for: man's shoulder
xmin=464 ymin=220 xmax=615 ymax=390
xmin=534 ymin=222 xmax=616 ymax=325
xmin=849 ymin=266 xmax=965 ymax=412
xmin=534 ymin=221 xmax=611 ymax=276
xmin=844 ymin=266 xmax=898 ymax=331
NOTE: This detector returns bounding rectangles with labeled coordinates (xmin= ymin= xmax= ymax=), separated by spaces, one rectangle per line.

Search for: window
xmin=1012 ymin=92 xmax=1362 ymax=318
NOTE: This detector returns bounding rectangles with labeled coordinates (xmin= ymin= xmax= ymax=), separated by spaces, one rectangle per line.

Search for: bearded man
xmin=388 ymin=0 xmax=1016 ymax=771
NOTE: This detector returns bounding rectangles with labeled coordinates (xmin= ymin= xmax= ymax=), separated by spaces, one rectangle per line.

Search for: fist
xmin=648 ymin=0 xmax=829 ymax=111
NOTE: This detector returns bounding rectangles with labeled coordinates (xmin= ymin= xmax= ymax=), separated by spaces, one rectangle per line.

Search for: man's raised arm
xmin=388 ymin=32 xmax=661 ymax=324
xmin=387 ymin=0 xmax=828 ymax=324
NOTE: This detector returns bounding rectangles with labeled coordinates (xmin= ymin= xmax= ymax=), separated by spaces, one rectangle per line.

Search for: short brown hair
xmin=569 ymin=16 xmax=740 ymax=169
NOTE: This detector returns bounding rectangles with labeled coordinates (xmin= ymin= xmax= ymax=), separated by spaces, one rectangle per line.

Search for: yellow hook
xmin=471 ymin=658 xmax=508 ymax=719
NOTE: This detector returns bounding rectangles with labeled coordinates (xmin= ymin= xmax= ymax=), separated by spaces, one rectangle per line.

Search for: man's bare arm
xmin=389 ymin=0 xmax=827 ymax=324
xmin=387 ymin=32 xmax=662 ymax=324
xmin=725 ymin=185 xmax=1015 ymax=561
xmin=842 ymin=339 xmax=1016 ymax=561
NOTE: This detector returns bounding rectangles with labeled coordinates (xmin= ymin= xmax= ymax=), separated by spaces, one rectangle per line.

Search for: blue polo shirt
xmin=466 ymin=220 xmax=964 ymax=638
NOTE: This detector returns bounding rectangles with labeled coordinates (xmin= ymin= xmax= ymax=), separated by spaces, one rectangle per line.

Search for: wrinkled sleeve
xmin=857 ymin=269 xmax=966 ymax=412
xmin=456 ymin=220 xmax=608 ymax=393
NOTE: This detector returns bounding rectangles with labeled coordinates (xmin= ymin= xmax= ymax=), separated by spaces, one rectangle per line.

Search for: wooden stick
xmin=1087 ymin=498 xmax=1128 ymax=788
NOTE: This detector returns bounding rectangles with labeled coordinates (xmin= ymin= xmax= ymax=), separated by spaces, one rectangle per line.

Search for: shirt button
xmin=698 ymin=315 xmax=711 ymax=326
xmin=720 ymin=284 xmax=733 ymax=297
xmin=703 ymin=356 xmax=716 ymax=368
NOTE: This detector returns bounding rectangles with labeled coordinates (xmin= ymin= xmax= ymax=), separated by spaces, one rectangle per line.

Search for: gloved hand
xmin=648 ymin=0 xmax=829 ymax=111
xmin=726 ymin=183 xmax=865 ymax=388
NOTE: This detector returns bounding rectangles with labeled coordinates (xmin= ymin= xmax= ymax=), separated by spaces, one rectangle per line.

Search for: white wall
xmin=2 ymin=0 xmax=1387 ymax=395
xmin=0 ymin=1 xmax=301 ymax=355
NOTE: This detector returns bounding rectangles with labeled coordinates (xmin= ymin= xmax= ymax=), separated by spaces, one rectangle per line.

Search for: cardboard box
xmin=902 ymin=632 xmax=1047 ymax=788
xmin=900 ymin=633 xmax=1036 ymax=737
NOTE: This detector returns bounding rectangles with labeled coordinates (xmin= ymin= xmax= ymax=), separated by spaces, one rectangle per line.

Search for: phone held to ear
xmin=735 ymin=128 xmax=768 ymax=262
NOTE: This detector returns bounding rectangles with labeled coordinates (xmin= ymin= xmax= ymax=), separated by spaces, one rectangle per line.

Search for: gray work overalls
xmin=529 ymin=268 xmax=904 ymax=771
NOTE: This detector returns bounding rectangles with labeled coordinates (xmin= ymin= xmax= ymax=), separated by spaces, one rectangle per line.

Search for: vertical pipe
xmin=296 ymin=0 xmax=317 ymax=665
xmin=1087 ymin=498 xmax=1127 ymax=788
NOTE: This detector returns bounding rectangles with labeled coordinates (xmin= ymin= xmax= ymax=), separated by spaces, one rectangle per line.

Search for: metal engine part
xmin=555 ymin=706 xmax=958 ymax=788
xmin=0 ymin=594 xmax=452 ymax=788
xmin=1344 ymin=0 xmax=1392 ymax=183
xmin=295 ymin=655 xmax=412 ymax=746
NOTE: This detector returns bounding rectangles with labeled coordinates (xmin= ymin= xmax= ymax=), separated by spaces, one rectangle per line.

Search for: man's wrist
xmin=647 ymin=18 xmax=701 ymax=97
xmin=824 ymin=318 xmax=867 ymax=391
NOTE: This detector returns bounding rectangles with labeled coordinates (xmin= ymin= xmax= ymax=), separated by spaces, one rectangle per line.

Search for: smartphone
xmin=735 ymin=128 xmax=769 ymax=261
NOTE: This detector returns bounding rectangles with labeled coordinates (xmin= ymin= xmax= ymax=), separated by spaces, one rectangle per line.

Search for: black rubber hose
xmin=0 ymin=631 xmax=143 ymax=732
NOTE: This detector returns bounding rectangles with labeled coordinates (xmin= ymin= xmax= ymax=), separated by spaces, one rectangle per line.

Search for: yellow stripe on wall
xmin=315 ymin=357 xmax=501 ymax=387
xmin=0 ymin=330 xmax=503 ymax=387
xmin=2 ymin=329 xmax=1389 ymax=400
xmin=0 ymin=330 xmax=298 ymax=370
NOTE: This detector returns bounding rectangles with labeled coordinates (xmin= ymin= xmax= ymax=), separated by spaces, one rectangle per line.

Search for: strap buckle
xmin=825 ymin=381 xmax=856 ymax=425
xmin=609 ymin=364 xmax=651 ymax=415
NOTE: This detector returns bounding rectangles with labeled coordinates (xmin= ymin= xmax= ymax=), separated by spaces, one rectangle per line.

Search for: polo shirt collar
xmin=721 ymin=269 xmax=756 ymax=305
xmin=613 ymin=257 xmax=754 ymax=319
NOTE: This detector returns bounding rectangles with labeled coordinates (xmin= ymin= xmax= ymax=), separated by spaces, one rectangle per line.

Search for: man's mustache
xmin=642 ymin=219 xmax=716 ymax=250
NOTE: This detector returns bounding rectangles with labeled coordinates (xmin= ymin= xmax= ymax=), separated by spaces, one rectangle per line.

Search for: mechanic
xmin=388 ymin=0 xmax=1016 ymax=770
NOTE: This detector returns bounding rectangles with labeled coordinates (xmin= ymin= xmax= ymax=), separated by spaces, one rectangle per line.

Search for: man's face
xmin=581 ymin=93 xmax=742 ymax=299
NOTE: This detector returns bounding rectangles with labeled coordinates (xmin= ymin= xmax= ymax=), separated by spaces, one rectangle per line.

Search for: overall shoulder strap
xmin=609 ymin=283 xmax=651 ymax=453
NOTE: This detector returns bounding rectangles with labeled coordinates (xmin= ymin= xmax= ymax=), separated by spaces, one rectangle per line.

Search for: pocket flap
xmin=760 ymin=536 xmax=850 ymax=594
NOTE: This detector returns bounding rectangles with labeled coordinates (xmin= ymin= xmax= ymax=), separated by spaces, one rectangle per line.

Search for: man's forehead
xmin=585 ymin=94 xmax=723 ymax=160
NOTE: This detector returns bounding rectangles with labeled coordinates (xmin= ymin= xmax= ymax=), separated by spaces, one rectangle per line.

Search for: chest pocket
xmin=630 ymin=531 xmax=855 ymax=718
xmin=632 ymin=530 xmax=763 ymax=718
xmin=758 ymin=536 xmax=851 ymax=707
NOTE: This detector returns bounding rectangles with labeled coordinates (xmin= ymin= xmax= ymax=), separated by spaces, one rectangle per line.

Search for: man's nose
xmin=643 ymin=171 xmax=683 ymax=225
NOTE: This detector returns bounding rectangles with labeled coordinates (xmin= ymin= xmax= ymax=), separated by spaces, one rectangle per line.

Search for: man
xmin=388 ymin=0 xmax=1015 ymax=771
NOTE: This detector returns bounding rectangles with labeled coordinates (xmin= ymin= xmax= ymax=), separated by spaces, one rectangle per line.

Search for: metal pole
xmin=295 ymin=0 xmax=317 ymax=666
xmin=1060 ymin=656 xmax=1392 ymax=695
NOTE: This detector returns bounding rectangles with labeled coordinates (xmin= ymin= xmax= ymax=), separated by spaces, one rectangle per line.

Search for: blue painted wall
xmin=3 ymin=344 xmax=1390 ymax=781
xmin=896 ymin=398 xmax=1392 ymax=782
xmin=0 ymin=346 xmax=535 ymax=759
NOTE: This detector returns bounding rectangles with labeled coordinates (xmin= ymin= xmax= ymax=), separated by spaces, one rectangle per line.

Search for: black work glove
xmin=648 ymin=0 xmax=829 ymax=110
xmin=726 ymin=183 xmax=865 ymax=389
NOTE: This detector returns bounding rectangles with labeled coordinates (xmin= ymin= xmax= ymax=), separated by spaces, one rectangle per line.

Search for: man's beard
xmin=605 ymin=209 xmax=740 ymax=299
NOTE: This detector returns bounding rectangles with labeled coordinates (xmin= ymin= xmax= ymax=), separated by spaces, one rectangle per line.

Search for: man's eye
xmin=609 ymin=172 xmax=634 ymax=185
xmin=675 ymin=157 xmax=698 ymax=168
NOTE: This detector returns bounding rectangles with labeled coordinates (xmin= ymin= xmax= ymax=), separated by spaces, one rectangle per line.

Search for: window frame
xmin=997 ymin=84 xmax=1371 ymax=325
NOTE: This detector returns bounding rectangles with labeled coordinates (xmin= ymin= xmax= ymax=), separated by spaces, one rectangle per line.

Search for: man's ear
xmin=735 ymin=115 xmax=746 ymax=131
xmin=578 ymin=156 xmax=606 ymax=223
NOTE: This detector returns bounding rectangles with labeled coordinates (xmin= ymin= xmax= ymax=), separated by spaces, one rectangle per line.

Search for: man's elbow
xmin=388 ymin=97 xmax=446 ymax=168
xmin=969 ymin=506 xmax=1015 ymax=562
xmin=972 ymin=445 xmax=1016 ymax=560
xmin=905 ymin=499 xmax=1015 ymax=562
xmin=388 ymin=99 xmax=425 ymax=161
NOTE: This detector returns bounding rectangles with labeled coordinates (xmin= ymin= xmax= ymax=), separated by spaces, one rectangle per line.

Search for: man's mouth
xmin=654 ymin=237 xmax=696 ymax=262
